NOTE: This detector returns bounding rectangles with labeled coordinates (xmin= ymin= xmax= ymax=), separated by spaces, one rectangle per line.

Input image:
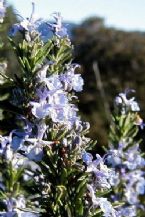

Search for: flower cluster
xmin=30 ymin=64 xmax=84 ymax=128
xmin=107 ymin=143 xmax=145 ymax=215
xmin=107 ymin=91 xmax=145 ymax=216
xmin=9 ymin=2 xmax=41 ymax=38
xmin=10 ymin=5 xmax=68 ymax=41
xmin=82 ymin=152 xmax=119 ymax=216
xmin=0 ymin=2 xmax=145 ymax=217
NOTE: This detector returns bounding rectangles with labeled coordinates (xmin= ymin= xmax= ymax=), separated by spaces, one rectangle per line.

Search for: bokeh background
xmin=1 ymin=0 xmax=145 ymax=149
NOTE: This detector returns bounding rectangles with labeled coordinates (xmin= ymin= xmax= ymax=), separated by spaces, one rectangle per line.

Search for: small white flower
xmin=114 ymin=90 xmax=140 ymax=113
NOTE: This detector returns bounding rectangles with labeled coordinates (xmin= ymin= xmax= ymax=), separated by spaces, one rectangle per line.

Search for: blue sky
xmin=7 ymin=0 xmax=145 ymax=31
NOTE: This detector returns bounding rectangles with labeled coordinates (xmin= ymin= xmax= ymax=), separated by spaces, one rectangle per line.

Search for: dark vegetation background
xmin=1 ymin=6 xmax=145 ymax=149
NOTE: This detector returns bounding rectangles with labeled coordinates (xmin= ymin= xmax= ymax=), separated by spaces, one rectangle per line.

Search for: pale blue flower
xmin=9 ymin=18 xmax=37 ymax=36
xmin=72 ymin=74 xmax=84 ymax=92
xmin=49 ymin=105 xmax=67 ymax=123
xmin=87 ymin=184 xmax=118 ymax=217
xmin=82 ymin=151 xmax=93 ymax=165
xmin=60 ymin=65 xmax=84 ymax=92
xmin=47 ymin=12 xmax=68 ymax=37
xmin=21 ymin=137 xmax=55 ymax=161
xmin=48 ymin=90 xmax=68 ymax=105
xmin=83 ymin=152 xmax=117 ymax=189
xmin=30 ymin=101 xmax=50 ymax=119
xmin=9 ymin=2 xmax=42 ymax=36
xmin=107 ymin=143 xmax=145 ymax=170
xmin=47 ymin=102 xmax=78 ymax=127
xmin=43 ymin=74 xmax=62 ymax=91
xmin=98 ymin=197 xmax=117 ymax=217
xmin=106 ymin=151 xmax=122 ymax=167
xmin=114 ymin=89 xmax=140 ymax=113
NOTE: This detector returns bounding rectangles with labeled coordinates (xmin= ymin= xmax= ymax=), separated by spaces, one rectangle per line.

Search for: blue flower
xmin=60 ymin=65 xmax=84 ymax=92
xmin=9 ymin=2 xmax=42 ymax=37
xmin=82 ymin=151 xmax=93 ymax=165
